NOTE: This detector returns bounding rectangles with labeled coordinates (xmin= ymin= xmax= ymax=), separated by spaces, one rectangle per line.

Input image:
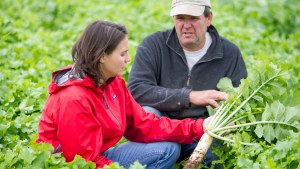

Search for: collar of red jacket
xmin=48 ymin=65 xmax=115 ymax=95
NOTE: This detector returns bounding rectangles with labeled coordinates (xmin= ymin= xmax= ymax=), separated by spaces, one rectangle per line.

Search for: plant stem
xmin=206 ymin=130 xmax=253 ymax=145
xmin=212 ymin=121 xmax=299 ymax=133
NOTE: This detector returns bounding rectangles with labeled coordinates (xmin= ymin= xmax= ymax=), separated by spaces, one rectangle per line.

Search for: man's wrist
xmin=182 ymin=88 xmax=192 ymax=108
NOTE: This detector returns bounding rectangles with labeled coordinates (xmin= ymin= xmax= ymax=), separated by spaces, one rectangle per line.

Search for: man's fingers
xmin=211 ymin=91 xmax=228 ymax=100
xmin=208 ymin=100 xmax=220 ymax=108
xmin=189 ymin=90 xmax=228 ymax=107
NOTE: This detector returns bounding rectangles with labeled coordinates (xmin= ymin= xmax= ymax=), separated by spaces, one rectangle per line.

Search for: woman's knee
xmin=144 ymin=142 xmax=181 ymax=169
xmin=162 ymin=142 xmax=181 ymax=160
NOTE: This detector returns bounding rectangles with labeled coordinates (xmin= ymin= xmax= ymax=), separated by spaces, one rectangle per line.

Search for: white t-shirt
xmin=184 ymin=32 xmax=212 ymax=71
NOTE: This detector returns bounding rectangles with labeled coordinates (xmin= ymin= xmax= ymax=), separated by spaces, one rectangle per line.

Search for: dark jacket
xmin=37 ymin=66 xmax=205 ymax=168
xmin=128 ymin=25 xmax=247 ymax=119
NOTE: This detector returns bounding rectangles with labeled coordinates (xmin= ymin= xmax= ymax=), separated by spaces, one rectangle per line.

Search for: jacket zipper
xmin=187 ymin=73 xmax=191 ymax=86
xmin=102 ymin=93 xmax=123 ymax=131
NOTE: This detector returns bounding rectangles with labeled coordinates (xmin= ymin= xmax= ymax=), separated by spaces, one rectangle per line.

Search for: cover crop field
xmin=1 ymin=0 xmax=299 ymax=168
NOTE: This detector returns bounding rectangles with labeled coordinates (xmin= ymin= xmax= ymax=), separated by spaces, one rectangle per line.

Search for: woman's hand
xmin=202 ymin=116 xmax=213 ymax=131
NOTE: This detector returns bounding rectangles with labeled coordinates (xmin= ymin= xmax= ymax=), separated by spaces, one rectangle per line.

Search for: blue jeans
xmin=103 ymin=141 xmax=180 ymax=169
xmin=143 ymin=106 xmax=220 ymax=168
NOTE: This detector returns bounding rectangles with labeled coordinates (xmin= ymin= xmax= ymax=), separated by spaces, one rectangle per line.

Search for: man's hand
xmin=189 ymin=90 xmax=228 ymax=108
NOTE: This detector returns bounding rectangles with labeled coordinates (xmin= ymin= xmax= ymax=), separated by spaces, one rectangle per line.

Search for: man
xmin=128 ymin=0 xmax=247 ymax=166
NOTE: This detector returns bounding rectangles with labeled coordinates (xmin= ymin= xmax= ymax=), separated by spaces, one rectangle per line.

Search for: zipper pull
xmin=187 ymin=74 xmax=191 ymax=86
xmin=103 ymin=95 xmax=109 ymax=109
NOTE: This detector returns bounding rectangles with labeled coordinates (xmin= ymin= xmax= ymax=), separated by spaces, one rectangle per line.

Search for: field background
xmin=1 ymin=0 xmax=299 ymax=168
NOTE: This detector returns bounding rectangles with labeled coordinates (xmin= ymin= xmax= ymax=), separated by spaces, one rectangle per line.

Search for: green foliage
xmin=208 ymin=62 xmax=300 ymax=143
xmin=1 ymin=0 xmax=299 ymax=168
xmin=207 ymin=62 xmax=300 ymax=168
xmin=212 ymin=132 xmax=300 ymax=169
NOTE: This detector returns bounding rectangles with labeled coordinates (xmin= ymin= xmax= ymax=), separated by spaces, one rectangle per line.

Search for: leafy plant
xmin=184 ymin=62 xmax=300 ymax=168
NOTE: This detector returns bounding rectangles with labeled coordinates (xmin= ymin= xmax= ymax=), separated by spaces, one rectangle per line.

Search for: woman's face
xmin=100 ymin=36 xmax=131 ymax=80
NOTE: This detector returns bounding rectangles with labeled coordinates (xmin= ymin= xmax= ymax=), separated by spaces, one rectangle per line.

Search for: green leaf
xmin=285 ymin=106 xmax=300 ymax=123
xmin=252 ymin=95 xmax=264 ymax=104
xmin=4 ymin=149 xmax=17 ymax=167
xmin=18 ymin=147 xmax=35 ymax=164
xmin=262 ymin=104 xmax=272 ymax=121
xmin=259 ymin=89 xmax=273 ymax=100
xmin=217 ymin=77 xmax=235 ymax=94
xmin=268 ymin=81 xmax=286 ymax=96
xmin=254 ymin=124 xmax=263 ymax=138
xmin=241 ymin=131 xmax=251 ymax=143
xmin=246 ymin=111 xmax=256 ymax=122
xmin=270 ymin=100 xmax=285 ymax=121
xmin=274 ymin=125 xmax=289 ymax=143
xmin=103 ymin=162 xmax=124 ymax=169
xmin=206 ymin=105 xmax=216 ymax=116
xmin=241 ymin=80 xmax=250 ymax=98
xmin=129 ymin=161 xmax=146 ymax=169
xmin=32 ymin=151 xmax=51 ymax=168
xmin=237 ymin=157 xmax=255 ymax=169
xmin=67 ymin=155 xmax=95 ymax=169
xmin=263 ymin=124 xmax=275 ymax=143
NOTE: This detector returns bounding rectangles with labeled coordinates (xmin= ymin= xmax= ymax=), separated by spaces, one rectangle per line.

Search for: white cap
xmin=170 ymin=0 xmax=211 ymax=16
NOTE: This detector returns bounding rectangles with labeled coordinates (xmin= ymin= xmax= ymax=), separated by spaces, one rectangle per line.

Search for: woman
xmin=37 ymin=20 xmax=212 ymax=169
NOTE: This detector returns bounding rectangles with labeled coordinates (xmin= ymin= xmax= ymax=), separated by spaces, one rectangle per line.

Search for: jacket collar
xmin=166 ymin=25 xmax=223 ymax=62
xmin=49 ymin=66 xmax=115 ymax=95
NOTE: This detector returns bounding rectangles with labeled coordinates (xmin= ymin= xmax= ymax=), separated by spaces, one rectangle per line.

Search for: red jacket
xmin=37 ymin=66 xmax=204 ymax=168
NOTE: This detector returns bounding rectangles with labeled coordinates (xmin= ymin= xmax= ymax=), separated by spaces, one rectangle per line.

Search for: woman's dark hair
xmin=71 ymin=20 xmax=128 ymax=86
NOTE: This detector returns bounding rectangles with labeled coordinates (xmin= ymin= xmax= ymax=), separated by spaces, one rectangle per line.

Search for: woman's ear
xmin=99 ymin=54 xmax=106 ymax=64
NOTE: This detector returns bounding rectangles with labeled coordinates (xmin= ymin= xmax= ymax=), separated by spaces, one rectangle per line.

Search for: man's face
xmin=173 ymin=13 xmax=212 ymax=51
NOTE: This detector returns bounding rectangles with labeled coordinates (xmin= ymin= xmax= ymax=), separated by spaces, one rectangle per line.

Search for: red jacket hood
xmin=48 ymin=65 xmax=114 ymax=95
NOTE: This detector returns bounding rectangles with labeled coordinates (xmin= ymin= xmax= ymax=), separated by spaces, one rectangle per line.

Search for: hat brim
xmin=170 ymin=5 xmax=205 ymax=16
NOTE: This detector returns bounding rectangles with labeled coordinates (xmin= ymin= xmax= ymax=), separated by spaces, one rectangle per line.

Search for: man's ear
xmin=207 ymin=12 xmax=213 ymax=27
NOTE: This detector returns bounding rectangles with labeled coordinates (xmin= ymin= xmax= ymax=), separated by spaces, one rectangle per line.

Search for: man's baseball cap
xmin=170 ymin=0 xmax=211 ymax=16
